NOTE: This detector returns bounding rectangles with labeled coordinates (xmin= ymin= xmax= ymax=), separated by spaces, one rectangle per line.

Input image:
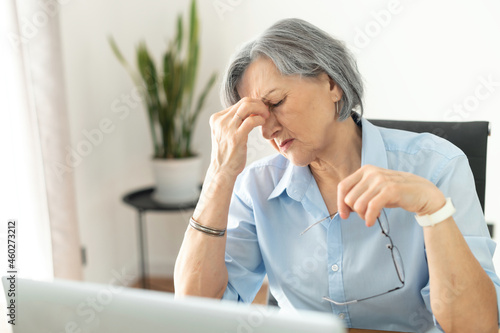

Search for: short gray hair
xmin=221 ymin=18 xmax=364 ymax=121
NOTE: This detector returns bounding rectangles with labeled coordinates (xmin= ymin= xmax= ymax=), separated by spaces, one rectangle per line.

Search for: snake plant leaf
xmin=108 ymin=36 xmax=142 ymax=87
xmin=189 ymin=0 xmax=197 ymax=49
xmin=185 ymin=0 xmax=199 ymax=97
xmin=162 ymin=51 xmax=174 ymax=111
xmin=172 ymin=61 xmax=184 ymax=119
xmin=190 ymin=72 xmax=217 ymax=127
xmin=137 ymin=42 xmax=160 ymax=107
xmin=108 ymin=0 xmax=216 ymax=159
xmin=182 ymin=72 xmax=216 ymax=158
xmin=176 ymin=15 xmax=183 ymax=52
xmin=137 ymin=42 xmax=162 ymax=156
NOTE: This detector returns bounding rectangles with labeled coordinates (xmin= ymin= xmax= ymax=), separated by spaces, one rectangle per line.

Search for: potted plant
xmin=109 ymin=0 xmax=216 ymax=204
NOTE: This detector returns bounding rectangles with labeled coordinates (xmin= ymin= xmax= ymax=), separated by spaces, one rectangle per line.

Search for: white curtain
xmin=0 ymin=0 xmax=82 ymax=291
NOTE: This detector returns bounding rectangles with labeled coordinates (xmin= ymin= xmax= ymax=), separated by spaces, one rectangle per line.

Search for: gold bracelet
xmin=189 ymin=217 xmax=226 ymax=237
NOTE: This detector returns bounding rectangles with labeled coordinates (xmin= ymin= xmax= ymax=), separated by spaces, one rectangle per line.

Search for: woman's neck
xmin=309 ymin=116 xmax=362 ymax=186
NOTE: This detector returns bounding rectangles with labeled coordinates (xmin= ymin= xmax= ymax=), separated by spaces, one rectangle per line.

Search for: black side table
xmin=122 ymin=187 xmax=197 ymax=289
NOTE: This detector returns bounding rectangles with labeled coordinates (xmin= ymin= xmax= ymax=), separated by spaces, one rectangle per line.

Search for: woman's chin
xmin=283 ymin=153 xmax=311 ymax=167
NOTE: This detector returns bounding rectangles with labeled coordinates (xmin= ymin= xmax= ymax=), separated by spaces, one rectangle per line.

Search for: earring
xmin=336 ymin=101 xmax=339 ymax=114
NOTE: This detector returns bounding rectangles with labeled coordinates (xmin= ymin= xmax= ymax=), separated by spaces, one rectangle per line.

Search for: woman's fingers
xmin=338 ymin=165 xmax=395 ymax=223
xmin=237 ymin=115 xmax=266 ymax=137
xmin=349 ymin=184 xmax=384 ymax=224
xmin=229 ymin=98 xmax=269 ymax=128
xmin=212 ymin=98 xmax=268 ymax=132
xmin=208 ymin=97 xmax=270 ymax=179
xmin=364 ymin=192 xmax=388 ymax=227
xmin=337 ymin=167 xmax=364 ymax=219
xmin=338 ymin=165 xmax=445 ymax=226
xmin=210 ymin=98 xmax=245 ymax=128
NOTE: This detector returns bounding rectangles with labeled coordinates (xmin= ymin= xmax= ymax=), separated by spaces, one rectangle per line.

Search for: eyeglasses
xmin=300 ymin=209 xmax=405 ymax=305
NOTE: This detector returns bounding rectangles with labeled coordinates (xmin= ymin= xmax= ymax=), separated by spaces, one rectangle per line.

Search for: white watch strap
xmin=415 ymin=198 xmax=456 ymax=227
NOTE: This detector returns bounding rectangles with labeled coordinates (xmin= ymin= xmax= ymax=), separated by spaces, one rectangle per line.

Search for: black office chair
xmin=368 ymin=119 xmax=491 ymax=213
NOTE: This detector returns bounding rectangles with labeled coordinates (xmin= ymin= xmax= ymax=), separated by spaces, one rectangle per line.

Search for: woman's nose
xmin=261 ymin=112 xmax=281 ymax=140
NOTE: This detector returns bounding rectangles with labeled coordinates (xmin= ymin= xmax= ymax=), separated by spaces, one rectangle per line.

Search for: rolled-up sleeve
xmin=222 ymin=178 xmax=266 ymax=303
xmin=420 ymin=154 xmax=500 ymax=328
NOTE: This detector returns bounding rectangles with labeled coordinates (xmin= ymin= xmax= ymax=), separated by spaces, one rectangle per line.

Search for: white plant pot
xmin=151 ymin=156 xmax=202 ymax=205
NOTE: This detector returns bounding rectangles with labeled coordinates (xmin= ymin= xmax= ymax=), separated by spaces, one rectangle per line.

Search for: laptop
xmin=2 ymin=276 xmax=345 ymax=333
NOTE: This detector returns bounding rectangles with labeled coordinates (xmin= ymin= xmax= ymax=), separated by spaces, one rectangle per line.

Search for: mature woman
xmin=174 ymin=18 xmax=499 ymax=332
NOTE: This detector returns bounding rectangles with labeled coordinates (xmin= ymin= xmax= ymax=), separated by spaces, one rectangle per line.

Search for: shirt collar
xmin=268 ymin=162 xmax=313 ymax=201
xmin=360 ymin=117 xmax=388 ymax=169
xmin=267 ymin=115 xmax=388 ymax=201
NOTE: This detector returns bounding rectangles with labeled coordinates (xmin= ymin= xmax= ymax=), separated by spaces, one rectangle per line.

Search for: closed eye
xmin=270 ymin=98 xmax=285 ymax=109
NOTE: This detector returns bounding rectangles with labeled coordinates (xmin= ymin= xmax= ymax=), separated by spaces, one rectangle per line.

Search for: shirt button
xmin=331 ymin=264 xmax=339 ymax=272
xmin=339 ymin=313 xmax=346 ymax=320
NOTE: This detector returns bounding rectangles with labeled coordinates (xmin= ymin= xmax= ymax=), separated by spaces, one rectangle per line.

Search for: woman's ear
xmin=328 ymin=76 xmax=343 ymax=101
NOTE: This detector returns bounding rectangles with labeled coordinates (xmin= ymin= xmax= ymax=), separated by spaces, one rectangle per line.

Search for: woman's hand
xmin=337 ymin=165 xmax=447 ymax=226
xmin=208 ymin=97 xmax=269 ymax=179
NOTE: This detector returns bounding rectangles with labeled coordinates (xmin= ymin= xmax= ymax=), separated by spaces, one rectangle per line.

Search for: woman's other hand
xmin=337 ymin=165 xmax=447 ymax=226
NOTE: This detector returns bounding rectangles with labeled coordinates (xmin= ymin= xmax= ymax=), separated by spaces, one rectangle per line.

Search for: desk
xmin=122 ymin=187 xmax=197 ymax=289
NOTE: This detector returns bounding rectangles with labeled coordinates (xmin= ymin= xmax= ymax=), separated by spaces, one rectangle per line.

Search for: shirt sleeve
xmin=222 ymin=180 xmax=266 ymax=303
xmin=420 ymin=154 xmax=500 ymax=329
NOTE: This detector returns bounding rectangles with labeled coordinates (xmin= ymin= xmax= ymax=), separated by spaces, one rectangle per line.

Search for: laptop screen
xmin=2 ymin=277 xmax=345 ymax=333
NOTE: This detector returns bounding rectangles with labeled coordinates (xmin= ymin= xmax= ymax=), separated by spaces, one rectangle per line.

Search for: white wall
xmin=59 ymin=0 xmax=500 ymax=283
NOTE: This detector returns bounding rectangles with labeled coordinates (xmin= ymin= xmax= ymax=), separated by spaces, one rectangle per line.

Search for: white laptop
xmin=2 ymin=276 xmax=345 ymax=333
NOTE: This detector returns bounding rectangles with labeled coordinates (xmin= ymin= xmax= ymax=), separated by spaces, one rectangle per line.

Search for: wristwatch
xmin=415 ymin=198 xmax=456 ymax=227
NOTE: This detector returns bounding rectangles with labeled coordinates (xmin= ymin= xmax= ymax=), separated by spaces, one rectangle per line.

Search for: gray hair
xmin=221 ymin=18 xmax=364 ymax=121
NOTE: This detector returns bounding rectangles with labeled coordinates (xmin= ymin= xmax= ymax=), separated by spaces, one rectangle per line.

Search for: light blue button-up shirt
xmin=222 ymin=117 xmax=500 ymax=332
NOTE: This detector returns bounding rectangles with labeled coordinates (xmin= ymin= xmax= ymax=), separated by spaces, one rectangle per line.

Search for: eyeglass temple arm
xmin=300 ymin=213 xmax=337 ymax=235
xmin=322 ymin=283 xmax=405 ymax=306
